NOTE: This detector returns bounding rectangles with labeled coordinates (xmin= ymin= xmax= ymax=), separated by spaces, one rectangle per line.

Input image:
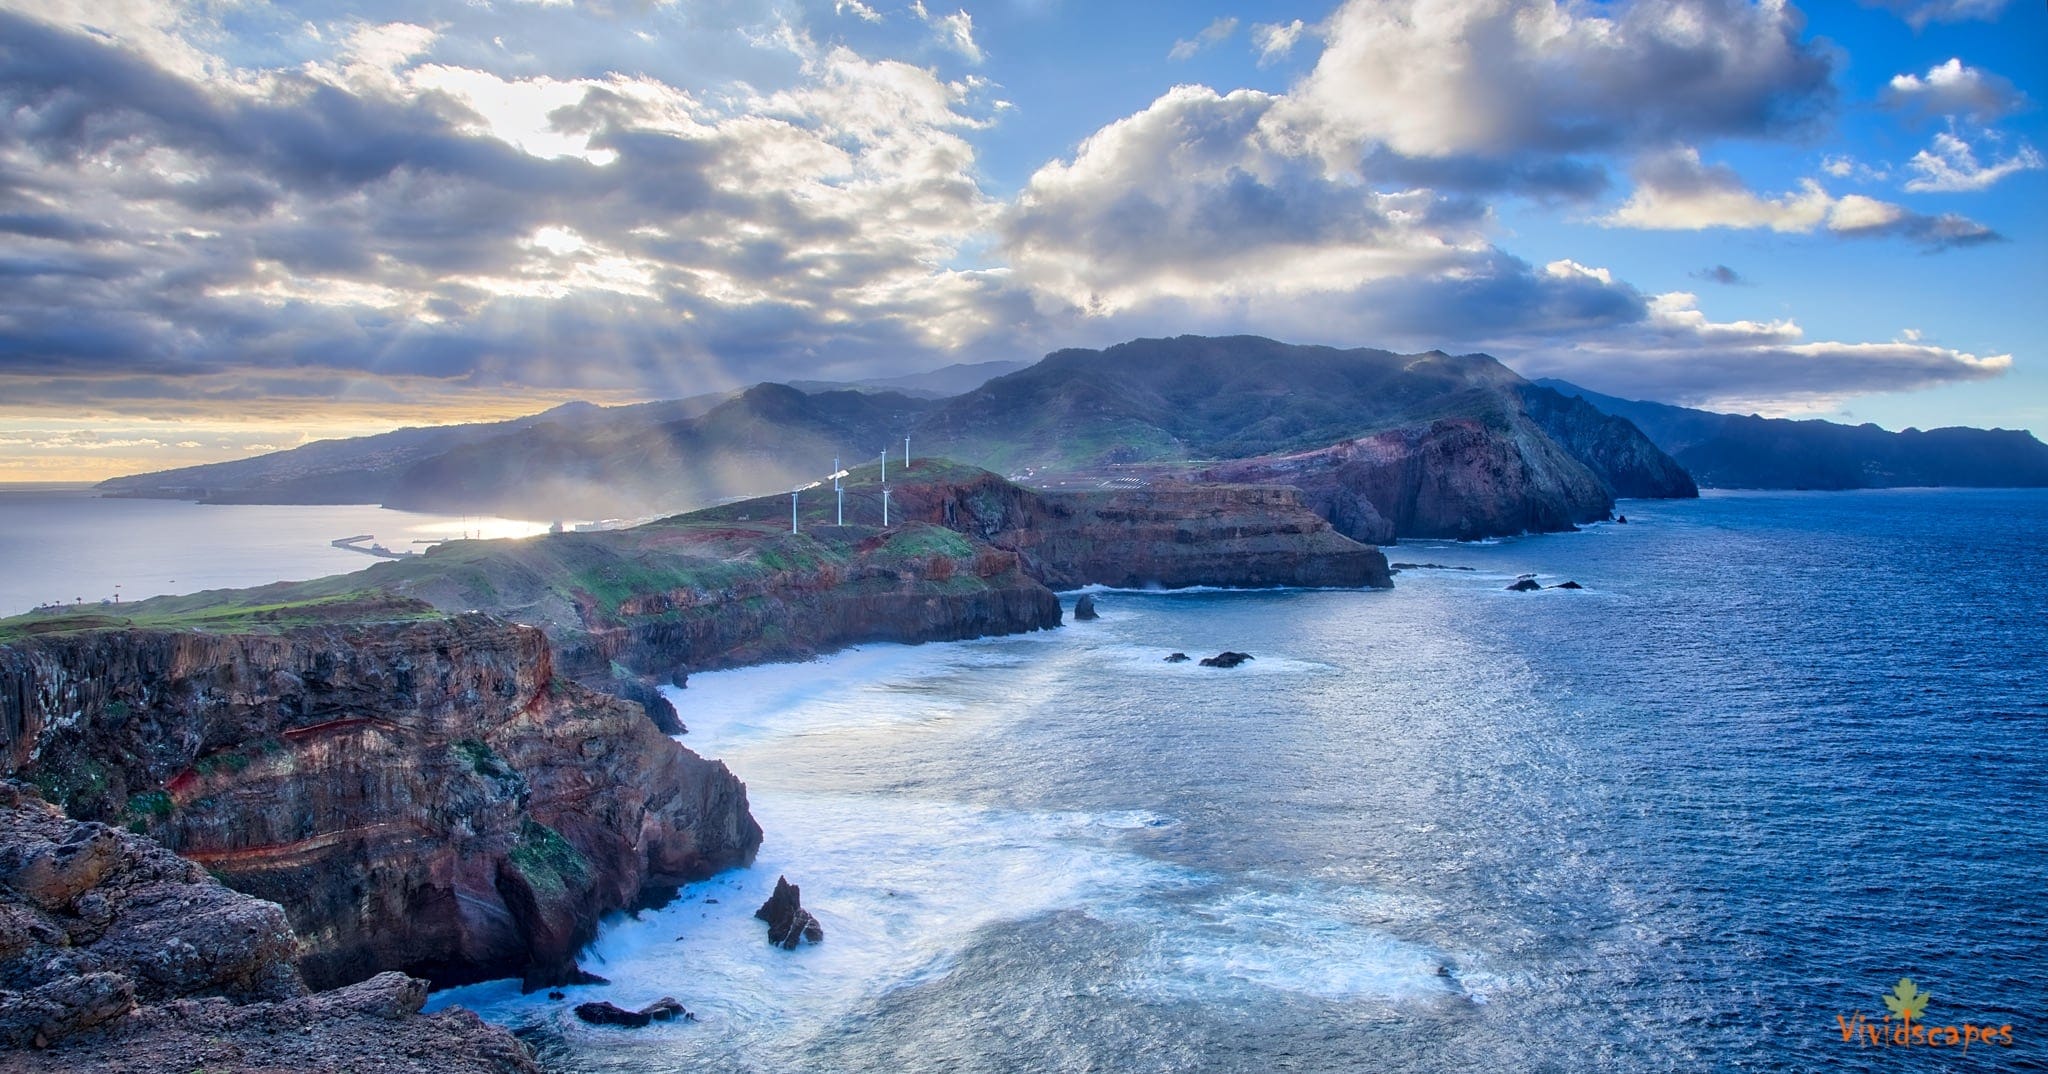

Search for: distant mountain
xmin=99 ymin=337 xmax=1697 ymax=540
xmin=921 ymin=336 xmax=1695 ymax=540
xmin=1535 ymin=379 xmax=2048 ymax=489
xmin=97 ymin=393 xmax=733 ymax=511
xmin=786 ymin=359 xmax=1030 ymax=399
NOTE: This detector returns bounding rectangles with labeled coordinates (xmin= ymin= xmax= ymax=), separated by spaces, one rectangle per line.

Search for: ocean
xmin=6 ymin=486 xmax=2040 ymax=1070
xmin=0 ymin=485 xmax=547 ymax=616
xmin=413 ymin=488 xmax=2048 ymax=1073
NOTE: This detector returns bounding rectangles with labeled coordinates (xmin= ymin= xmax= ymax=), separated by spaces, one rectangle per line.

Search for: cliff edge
xmin=0 ymin=781 xmax=537 ymax=1072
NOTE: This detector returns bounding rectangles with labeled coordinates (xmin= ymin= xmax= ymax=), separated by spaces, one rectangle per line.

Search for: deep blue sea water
xmin=8 ymin=486 xmax=2039 ymax=1069
xmin=420 ymin=488 xmax=2048 ymax=1072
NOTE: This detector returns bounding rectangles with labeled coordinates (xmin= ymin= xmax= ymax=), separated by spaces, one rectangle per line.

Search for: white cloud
xmin=912 ymin=2 xmax=983 ymax=63
xmin=1886 ymin=58 xmax=2027 ymax=122
xmin=1860 ymin=0 xmax=2010 ymax=29
xmin=1903 ymin=130 xmax=2044 ymax=192
xmin=1284 ymin=0 xmax=1833 ymax=160
xmin=834 ymin=0 xmax=883 ymax=22
xmin=1820 ymin=154 xmax=1889 ymax=182
xmin=1508 ymin=291 xmax=2012 ymax=412
xmin=1249 ymin=19 xmax=1307 ymax=66
xmin=1605 ymin=147 xmax=2000 ymax=248
xmin=1169 ymin=16 xmax=1238 ymax=61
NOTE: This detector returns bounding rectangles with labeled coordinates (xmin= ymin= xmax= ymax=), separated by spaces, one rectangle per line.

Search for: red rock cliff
xmin=0 ymin=613 xmax=761 ymax=991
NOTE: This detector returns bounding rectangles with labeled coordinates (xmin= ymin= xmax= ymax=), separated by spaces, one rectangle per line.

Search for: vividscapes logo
xmin=1837 ymin=978 xmax=2014 ymax=1052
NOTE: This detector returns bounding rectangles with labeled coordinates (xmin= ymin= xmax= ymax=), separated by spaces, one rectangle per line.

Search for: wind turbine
xmin=828 ymin=463 xmax=851 ymax=525
xmin=790 ymin=479 xmax=823 ymax=533
xmin=904 ymin=436 xmax=910 ymax=467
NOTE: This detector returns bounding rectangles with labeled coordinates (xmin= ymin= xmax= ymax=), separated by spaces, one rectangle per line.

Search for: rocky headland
xmin=0 ymin=781 xmax=538 ymax=1073
xmin=0 ymin=458 xmax=1390 ymax=1038
xmin=1 ymin=610 xmax=760 ymax=992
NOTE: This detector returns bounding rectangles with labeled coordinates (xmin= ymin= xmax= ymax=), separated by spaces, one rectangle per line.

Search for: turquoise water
xmin=431 ymin=488 xmax=2047 ymax=1072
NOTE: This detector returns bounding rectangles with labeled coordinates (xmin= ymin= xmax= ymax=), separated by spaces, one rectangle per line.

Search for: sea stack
xmin=754 ymin=876 xmax=824 ymax=950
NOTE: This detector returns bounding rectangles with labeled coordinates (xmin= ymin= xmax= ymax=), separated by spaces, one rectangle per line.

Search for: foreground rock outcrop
xmin=0 ymin=783 xmax=536 ymax=1073
xmin=0 ymin=613 xmax=761 ymax=991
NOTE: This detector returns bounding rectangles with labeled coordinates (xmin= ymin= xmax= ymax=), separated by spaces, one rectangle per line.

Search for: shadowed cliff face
xmin=0 ymin=782 xmax=538 ymax=1072
xmin=0 ymin=614 xmax=761 ymax=991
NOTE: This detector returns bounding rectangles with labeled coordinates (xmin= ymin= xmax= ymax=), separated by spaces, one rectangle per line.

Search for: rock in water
xmin=1198 ymin=651 xmax=1254 ymax=668
xmin=1548 ymin=581 xmax=1585 ymax=590
xmin=1616 ymin=514 xmax=1629 ymax=524
xmin=1164 ymin=652 xmax=1190 ymax=663
xmin=754 ymin=876 xmax=824 ymax=949
xmin=574 ymin=1002 xmax=651 ymax=1028
xmin=1506 ymin=578 xmax=1543 ymax=592
xmin=574 ymin=998 xmax=693 ymax=1028
xmin=1073 ymin=594 xmax=1099 ymax=621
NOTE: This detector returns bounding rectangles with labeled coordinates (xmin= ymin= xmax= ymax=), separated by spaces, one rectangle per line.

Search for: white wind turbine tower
xmin=834 ymin=455 xmax=842 ymax=526
xmin=790 ymin=478 xmax=823 ymax=533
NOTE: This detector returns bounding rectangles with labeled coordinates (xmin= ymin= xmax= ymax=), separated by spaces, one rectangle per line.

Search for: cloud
xmin=1903 ymin=130 xmax=2044 ymax=192
xmin=1692 ymin=265 xmax=1746 ymax=285
xmin=1886 ymin=58 xmax=2027 ymax=123
xmin=1249 ymin=20 xmax=1307 ymax=66
xmin=1859 ymin=0 xmax=2010 ymax=29
xmin=1169 ymin=17 xmax=1238 ymax=61
xmin=1285 ymin=0 xmax=1834 ymax=160
xmin=1506 ymin=292 xmax=2012 ymax=411
xmin=1820 ymin=154 xmax=1889 ymax=182
xmin=1604 ymin=147 xmax=2001 ymax=249
xmin=0 ymin=7 xmax=1020 ymax=407
xmin=834 ymin=0 xmax=884 ymax=22
xmin=911 ymin=2 xmax=983 ymax=63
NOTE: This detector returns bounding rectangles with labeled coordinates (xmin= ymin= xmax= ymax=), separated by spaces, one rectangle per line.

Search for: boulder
xmin=1506 ymin=578 xmax=1543 ymax=592
xmin=754 ymin=876 xmax=824 ymax=950
xmin=573 ymin=997 xmax=693 ymax=1028
xmin=1163 ymin=653 xmax=1190 ymax=663
xmin=1198 ymin=652 xmax=1254 ymax=668
xmin=1073 ymin=594 xmax=1099 ymax=621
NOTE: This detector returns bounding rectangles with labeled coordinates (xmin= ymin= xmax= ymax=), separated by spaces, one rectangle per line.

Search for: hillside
xmin=96 ymin=336 xmax=1698 ymax=539
xmin=1536 ymin=380 xmax=2048 ymax=489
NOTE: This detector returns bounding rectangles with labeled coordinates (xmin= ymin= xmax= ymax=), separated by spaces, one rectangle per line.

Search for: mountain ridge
xmin=1537 ymin=379 xmax=2048 ymax=489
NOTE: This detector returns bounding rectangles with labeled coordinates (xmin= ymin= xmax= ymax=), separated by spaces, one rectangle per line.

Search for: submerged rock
xmin=1548 ymin=581 xmax=1585 ymax=590
xmin=1506 ymin=578 xmax=1543 ymax=592
xmin=1199 ymin=651 xmax=1254 ymax=668
xmin=1164 ymin=652 xmax=1190 ymax=663
xmin=1073 ymin=594 xmax=1099 ymax=621
xmin=754 ymin=876 xmax=824 ymax=950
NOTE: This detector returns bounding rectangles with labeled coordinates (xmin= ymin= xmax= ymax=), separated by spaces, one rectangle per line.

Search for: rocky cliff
xmin=869 ymin=469 xmax=1393 ymax=589
xmin=0 ymin=613 xmax=761 ymax=991
xmin=0 ymin=782 xmax=537 ymax=1072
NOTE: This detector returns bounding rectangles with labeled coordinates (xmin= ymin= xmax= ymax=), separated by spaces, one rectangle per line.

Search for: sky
xmin=1 ymin=0 xmax=2043 ymax=481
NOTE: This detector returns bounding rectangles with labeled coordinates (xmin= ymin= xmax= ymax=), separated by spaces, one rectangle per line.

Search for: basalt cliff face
xmin=0 ymin=613 xmax=761 ymax=991
xmin=874 ymin=471 xmax=1393 ymax=590
xmin=0 ymin=782 xmax=537 ymax=1073
xmin=1196 ymin=416 xmax=1613 ymax=542
xmin=541 ymin=525 xmax=1066 ymax=680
